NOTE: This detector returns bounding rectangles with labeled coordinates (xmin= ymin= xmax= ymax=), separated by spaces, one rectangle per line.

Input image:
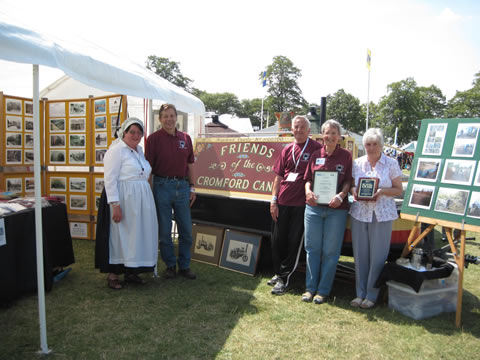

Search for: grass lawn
xmin=1 ymin=229 xmax=480 ymax=360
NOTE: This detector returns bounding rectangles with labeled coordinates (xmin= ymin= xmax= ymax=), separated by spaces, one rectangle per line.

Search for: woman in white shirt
xmin=349 ymin=128 xmax=403 ymax=308
xmin=95 ymin=117 xmax=158 ymax=289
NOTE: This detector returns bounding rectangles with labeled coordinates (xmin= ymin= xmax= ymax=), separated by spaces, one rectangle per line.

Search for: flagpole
xmin=366 ymin=49 xmax=371 ymax=132
xmin=260 ymin=97 xmax=264 ymax=130
xmin=260 ymin=70 xmax=267 ymax=130
xmin=366 ymin=70 xmax=370 ymax=131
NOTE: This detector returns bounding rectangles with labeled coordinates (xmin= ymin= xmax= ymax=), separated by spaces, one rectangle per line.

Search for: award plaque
xmin=357 ymin=177 xmax=379 ymax=201
xmin=313 ymin=171 xmax=338 ymax=204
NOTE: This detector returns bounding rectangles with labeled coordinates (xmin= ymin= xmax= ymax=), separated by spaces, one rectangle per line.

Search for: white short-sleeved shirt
xmin=349 ymin=153 xmax=403 ymax=222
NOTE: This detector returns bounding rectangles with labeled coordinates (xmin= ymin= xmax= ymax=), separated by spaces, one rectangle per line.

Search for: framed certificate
xmin=313 ymin=171 xmax=338 ymax=204
xmin=357 ymin=177 xmax=379 ymax=201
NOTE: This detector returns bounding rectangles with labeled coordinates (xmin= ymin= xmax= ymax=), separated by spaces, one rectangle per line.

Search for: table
xmin=0 ymin=202 xmax=74 ymax=304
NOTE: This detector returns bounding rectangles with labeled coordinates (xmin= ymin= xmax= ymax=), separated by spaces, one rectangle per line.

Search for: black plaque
xmin=357 ymin=177 xmax=379 ymax=201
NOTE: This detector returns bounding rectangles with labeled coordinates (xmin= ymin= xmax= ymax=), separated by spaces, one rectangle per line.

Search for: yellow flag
xmin=366 ymin=49 xmax=371 ymax=71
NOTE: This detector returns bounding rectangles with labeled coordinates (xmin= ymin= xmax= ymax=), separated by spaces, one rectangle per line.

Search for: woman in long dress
xmin=95 ymin=117 xmax=158 ymax=289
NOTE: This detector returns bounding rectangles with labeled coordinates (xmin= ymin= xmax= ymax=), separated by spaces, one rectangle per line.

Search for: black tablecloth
xmin=375 ymin=258 xmax=454 ymax=293
xmin=0 ymin=202 xmax=75 ymax=304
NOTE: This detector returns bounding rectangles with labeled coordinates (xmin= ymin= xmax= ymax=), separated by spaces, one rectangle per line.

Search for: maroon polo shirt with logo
xmin=304 ymin=144 xmax=352 ymax=210
xmin=145 ymin=128 xmax=194 ymax=177
xmin=274 ymin=139 xmax=322 ymax=207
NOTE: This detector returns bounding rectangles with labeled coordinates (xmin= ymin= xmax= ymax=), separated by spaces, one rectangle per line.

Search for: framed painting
xmin=191 ymin=224 xmax=225 ymax=266
xmin=219 ymin=230 xmax=262 ymax=276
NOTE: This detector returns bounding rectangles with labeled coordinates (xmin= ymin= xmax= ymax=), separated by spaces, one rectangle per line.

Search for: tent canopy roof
xmin=0 ymin=17 xmax=204 ymax=116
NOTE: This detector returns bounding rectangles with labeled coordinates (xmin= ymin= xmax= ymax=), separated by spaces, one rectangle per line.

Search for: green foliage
xmin=262 ymin=55 xmax=307 ymax=113
xmin=195 ymin=91 xmax=242 ymax=115
xmin=237 ymin=98 xmax=263 ymax=127
xmin=145 ymin=54 xmax=480 ymax=139
xmin=376 ymin=78 xmax=447 ymax=145
xmin=326 ymin=89 xmax=365 ymax=134
xmin=146 ymin=55 xmax=193 ymax=92
xmin=445 ymin=73 xmax=480 ymax=118
xmin=418 ymin=84 xmax=447 ymax=118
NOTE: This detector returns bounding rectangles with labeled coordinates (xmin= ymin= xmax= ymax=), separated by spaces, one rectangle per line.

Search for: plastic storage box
xmin=387 ymin=279 xmax=458 ymax=320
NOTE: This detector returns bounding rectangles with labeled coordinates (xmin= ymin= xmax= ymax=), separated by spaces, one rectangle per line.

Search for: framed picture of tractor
xmin=191 ymin=224 xmax=225 ymax=266
xmin=219 ymin=229 xmax=262 ymax=276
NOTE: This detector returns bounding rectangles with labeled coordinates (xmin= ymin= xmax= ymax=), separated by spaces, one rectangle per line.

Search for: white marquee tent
xmin=0 ymin=15 xmax=205 ymax=354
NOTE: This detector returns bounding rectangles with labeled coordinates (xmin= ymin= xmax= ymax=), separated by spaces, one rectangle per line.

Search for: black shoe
xmin=124 ymin=274 xmax=146 ymax=285
xmin=164 ymin=266 xmax=176 ymax=279
xmin=178 ymin=268 xmax=196 ymax=280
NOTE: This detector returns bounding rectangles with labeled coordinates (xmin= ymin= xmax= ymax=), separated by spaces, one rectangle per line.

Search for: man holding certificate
xmin=269 ymin=116 xmax=321 ymax=295
xmin=303 ymin=120 xmax=352 ymax=304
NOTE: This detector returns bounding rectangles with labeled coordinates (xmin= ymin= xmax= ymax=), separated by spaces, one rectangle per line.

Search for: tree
xmin=445 ymin=71 xmax=480 ymax=118
xmin=417 ymin=85 xmax=446 ymax=118
xmin=261 ymin=55 xmax=306 ymax=114
xmin=326 ymin=89 xmax=364 ymax=133
xmin=195 ymin=91 xmax=241 ymax=115
xmin=237 ymin=98 xmax=263 ymax=128
xmin=146 ymin=56 xmax=193 ymax=92
xmin=376 ymin=78 xmax=422 ymax=144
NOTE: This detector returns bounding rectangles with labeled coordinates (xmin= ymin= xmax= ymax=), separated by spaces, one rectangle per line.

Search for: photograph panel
xmin=441 ymin=159 xmax=476 ymax=186
xmin=452 ymin=123 xmax=480 ymax=157
xmin=414 ymin=158 xmax=441 ymax=182
xmin=434 ymin=187 xmax=469 ymax=216
xmin=408 ymin=184 xmax=435 ymax=210
xmin=467 ymin=191 xmax=480 ymax=219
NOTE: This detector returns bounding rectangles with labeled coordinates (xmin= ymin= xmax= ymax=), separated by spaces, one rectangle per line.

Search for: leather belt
xmin=156 ymin=175 xmax=187 ymax=181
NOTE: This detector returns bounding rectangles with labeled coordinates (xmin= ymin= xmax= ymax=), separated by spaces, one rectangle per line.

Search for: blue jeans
xmin=153 ymin=176 xmax=192 ymax=270
xmin=304 ymin=205 xmax=348 ymax=296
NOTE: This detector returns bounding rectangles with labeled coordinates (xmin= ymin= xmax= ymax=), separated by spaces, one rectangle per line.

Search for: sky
xmin=1 ymin=0 xmax=479 ymax=106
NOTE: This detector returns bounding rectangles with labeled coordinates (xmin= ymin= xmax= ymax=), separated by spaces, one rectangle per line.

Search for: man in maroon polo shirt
xmin=145 ymin=103 xmax=196 ymax=280
xmin=269 ymin=116 xmax=322 ymax=295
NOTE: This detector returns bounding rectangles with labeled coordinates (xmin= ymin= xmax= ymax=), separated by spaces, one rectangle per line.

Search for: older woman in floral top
xmin=349 ymin=128 xmax=403 ymax=309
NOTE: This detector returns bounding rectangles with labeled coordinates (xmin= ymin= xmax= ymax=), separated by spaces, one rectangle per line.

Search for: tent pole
xmin=33 ymin=64 xmax=50 ymax=355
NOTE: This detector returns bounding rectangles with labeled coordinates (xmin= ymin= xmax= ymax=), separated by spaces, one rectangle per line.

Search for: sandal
xmin=301 ymin=292 xmax=313 ymax=303
xmin=124 ymin=274 xmax=146 ymax=285
xmin=360 ymin=299 xmax=375 ymax=309
xmin=107 ymin=277 xmax=122 ymax=290
xmin=350 ymin=297 xmax=363 ymax=307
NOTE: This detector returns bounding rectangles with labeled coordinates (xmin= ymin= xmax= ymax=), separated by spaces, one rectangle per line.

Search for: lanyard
xmin=291 ymin=138 xmax=309 ymax=172
xmin=129 ymin=148 xmax=145 ymax=173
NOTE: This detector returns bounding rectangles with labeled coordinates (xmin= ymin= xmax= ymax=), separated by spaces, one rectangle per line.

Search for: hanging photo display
xmin=46 ymin=173 xmax=90 ymax=214
xmin=92 ymin=95 xmax=126 ymax=166
xmin=3 ymin=173 xmax=41 ymax=196
xmin=2 ymin=94 xmax=42 ymax=166
xmin=46 ymin=99 xmax=89 ymax=166
xmin=402 ymin=118 xmax=480 ymax=229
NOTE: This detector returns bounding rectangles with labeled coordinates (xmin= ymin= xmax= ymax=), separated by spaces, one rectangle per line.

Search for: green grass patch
xmin=1 ymin=229 xmax=479 ymax=359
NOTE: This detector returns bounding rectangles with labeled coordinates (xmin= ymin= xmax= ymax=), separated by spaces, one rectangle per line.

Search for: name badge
xmin=315 ymin=158 xmax=325 ymax=165
xmin=286 ymin=172 xmax=299 ymax=182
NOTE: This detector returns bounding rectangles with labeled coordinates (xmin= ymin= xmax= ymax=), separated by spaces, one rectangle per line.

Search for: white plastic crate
xmin=387 ymin=279 xmax=458 ymax=320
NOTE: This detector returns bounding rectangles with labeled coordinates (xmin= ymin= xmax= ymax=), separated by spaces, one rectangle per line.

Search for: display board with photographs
xmin=2 ymin=173 xmax=42 ymax=196
xmin=401 ymin=118 xmax=480 ymax=230
xmin=46 ymin=172 xmax=90 ymax=214
xmin=1 ymin=93 xmax=44 ymax=166
xmin=45 ymin=98 xmax=90 ymax=166
xmin=91 ymin=173 xmax=104 ymax=215
xmin=92 ymin=95 xmax=126 ymax=166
